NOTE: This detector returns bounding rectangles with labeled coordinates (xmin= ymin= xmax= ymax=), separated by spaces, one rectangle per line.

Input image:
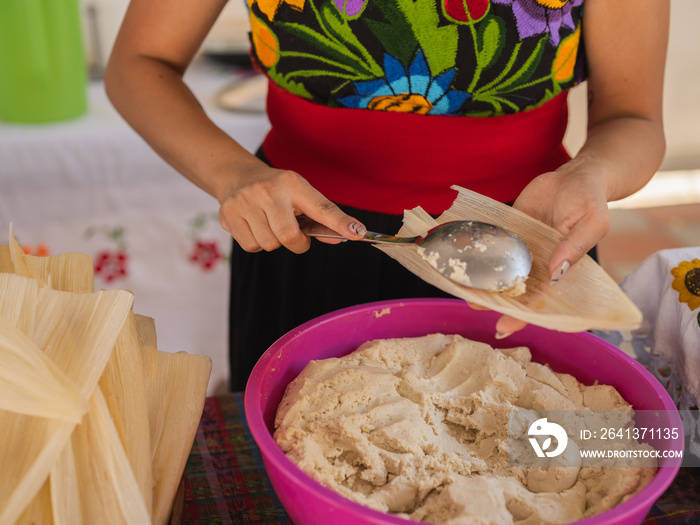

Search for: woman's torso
xmin=244 ymin=0 xmax=587 ymax=214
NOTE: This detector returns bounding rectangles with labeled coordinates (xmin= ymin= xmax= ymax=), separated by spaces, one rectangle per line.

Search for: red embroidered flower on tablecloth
xmin=188 ymin=213 xmax=230 ymax=270
xmin=85 ymin=226 xmax=129 ymax=283
xmin=94 ymin=250 xmax=128 ymax=282
xmin=190 ymin=240 xmax=221 ymax=270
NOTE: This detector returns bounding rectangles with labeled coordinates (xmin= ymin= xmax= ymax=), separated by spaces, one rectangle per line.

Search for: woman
xmin=105 ymin=0 xmax=669 ymax=391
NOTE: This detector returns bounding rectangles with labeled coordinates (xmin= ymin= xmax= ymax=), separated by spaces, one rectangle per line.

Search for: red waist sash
xmin=262 ymin=81 xmax=571 ymax=215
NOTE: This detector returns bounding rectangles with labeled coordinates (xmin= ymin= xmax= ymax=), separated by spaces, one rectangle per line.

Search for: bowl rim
xmin=244 ymin=298 xmax=684 ymax=525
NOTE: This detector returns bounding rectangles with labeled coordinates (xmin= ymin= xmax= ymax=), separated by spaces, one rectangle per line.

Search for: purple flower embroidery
xmin=493 ymin=0 xmax=583 ymax=46
xmin=333 ymin=0 xmax=367 ymax=17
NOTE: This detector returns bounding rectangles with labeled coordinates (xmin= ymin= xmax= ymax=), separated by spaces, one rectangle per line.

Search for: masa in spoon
xmin=306 ymin=220 xmax=532 ymax=294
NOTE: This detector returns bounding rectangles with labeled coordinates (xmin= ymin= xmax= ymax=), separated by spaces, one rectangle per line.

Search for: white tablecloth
xmin=0 ymin=59 xmax=270 ymax=395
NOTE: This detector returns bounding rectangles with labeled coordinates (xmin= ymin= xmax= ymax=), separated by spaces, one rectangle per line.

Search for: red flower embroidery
xmin=190 ymin=240 xmax=221 ymax=270
xmin=444 ymin=0 xmax=489 ymax=24
xmin=94 ymin=250 xmax=128 ymax=282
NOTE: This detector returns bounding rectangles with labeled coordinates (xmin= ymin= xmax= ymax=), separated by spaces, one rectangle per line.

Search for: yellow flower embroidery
xmin=249 ymin=13 xmax=280 ymax=68
xmin=552 ymin=23 xmax=580 ymax=82
xmin=249 ymin=0 xmax=304 ymax=21
xmin=536 ymin=0 xmax=569 ymax=8
xmin=368 ymin=93 xmax=433 ymax=114
xmin=671 ymin=259 xmax=700 ymax=311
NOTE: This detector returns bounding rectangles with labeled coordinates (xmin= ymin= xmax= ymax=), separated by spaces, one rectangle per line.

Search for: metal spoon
xmin=306 ymin=220 xmax=532 ymax=292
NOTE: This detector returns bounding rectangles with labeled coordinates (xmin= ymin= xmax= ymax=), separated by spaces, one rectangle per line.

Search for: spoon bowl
xmin=307 ymin=220 xmax=533 ymax=292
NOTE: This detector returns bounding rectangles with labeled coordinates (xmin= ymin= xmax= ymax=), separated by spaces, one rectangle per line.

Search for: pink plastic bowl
xmin=244 ymin=298 xmax=683 ymax=525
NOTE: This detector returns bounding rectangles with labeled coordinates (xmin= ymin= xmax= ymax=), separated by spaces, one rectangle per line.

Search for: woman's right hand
xmin=217 ymin=161 xmax=366 ymax=254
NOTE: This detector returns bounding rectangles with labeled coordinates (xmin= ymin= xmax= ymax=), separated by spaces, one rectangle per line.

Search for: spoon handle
xmin=299 ymin=218 xmax=420 ymax=244
xmin=307 ymin=231 xmax=420 ymax=244
xmin=363 ymin=232 xmax=420 ymax=244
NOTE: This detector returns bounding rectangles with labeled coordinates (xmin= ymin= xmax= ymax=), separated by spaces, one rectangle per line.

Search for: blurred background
xmin=0 ymin=0 xmax=698 ymax=393
xmin=563 ymin=0 xmax=700 ymax=282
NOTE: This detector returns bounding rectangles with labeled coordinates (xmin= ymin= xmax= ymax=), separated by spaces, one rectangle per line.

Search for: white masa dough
xmin=274 ymin=334 xmax=655 ymax=524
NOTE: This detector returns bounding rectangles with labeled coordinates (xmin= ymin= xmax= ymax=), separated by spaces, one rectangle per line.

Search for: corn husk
xmin=16 ymin=482 xmax=53 ymax=525
xmin=0 ymin=273 xmax=39 ymax=334
xmin=49 ymin=439 xmax=80 ymax=525
xmin=0 ymin=226 xmax=212 ymax=524
xmin=7 ymin=224 xmax=37 ymax=282
xmin=65 ymin=387 xmax=151 ymax=524
xmin=142 ymin=347 xmax=212 ymax=525
xmin=0 ymin=315 xmax=88 ymax=422
xmin=98 ymin=311 xmax=154 ymax=515
xmin=0 ymin=283 xmax=134 ymax=525
xmin=376 ymin=185 xmax=642 ymax=332
xmin=0 ymin=245 xmax=14 ymax=274
xmin=8 ymin=224 xmax=93 ymax=293
xmin=135 ymin=314 xmax=158 ymax=349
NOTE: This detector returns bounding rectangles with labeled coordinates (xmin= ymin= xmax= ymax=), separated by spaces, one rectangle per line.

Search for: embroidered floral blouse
xmin=245 ymin=0 xmax=586 ymax=117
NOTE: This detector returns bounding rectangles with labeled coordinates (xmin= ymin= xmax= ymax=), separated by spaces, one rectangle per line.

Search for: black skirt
xmin=228 ymin=205 xmax=453 ymax=392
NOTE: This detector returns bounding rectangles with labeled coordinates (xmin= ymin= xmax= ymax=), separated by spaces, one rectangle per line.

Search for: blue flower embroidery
xmin=338 ymin=50 xmax=471 ymax=115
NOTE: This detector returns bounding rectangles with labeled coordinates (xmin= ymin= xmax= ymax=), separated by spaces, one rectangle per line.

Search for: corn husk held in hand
xmin=0 ymin=226 xmax=212 ymax=525
xmin=376 ymin=186 xmax=641 ymax=332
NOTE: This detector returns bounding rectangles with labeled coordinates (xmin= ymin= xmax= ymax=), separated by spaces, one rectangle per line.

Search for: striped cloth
xmin=180 ymin=393 xmax=290 ymax=524
xmin=180 ymin=393 xmax=699 ymax=524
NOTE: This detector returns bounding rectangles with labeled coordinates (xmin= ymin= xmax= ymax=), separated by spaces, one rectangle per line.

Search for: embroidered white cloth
xmin=0 ymin=60 xmax=270 ymax=395
xmin=595 ymin=247 xmax=700 ymax=460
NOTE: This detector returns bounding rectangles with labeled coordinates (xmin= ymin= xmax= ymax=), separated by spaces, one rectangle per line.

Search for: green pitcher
xmin=0 ymin=0 xmax=87 ymax=123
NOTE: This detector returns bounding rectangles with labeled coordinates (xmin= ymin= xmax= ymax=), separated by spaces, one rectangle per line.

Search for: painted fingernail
xmin=349 ymin=223 xmax=366 ymax=236
xmin=495 ymin=331 xmax=513 ymax=340
xmin=550 ymin=260 xmax=570 ymax=283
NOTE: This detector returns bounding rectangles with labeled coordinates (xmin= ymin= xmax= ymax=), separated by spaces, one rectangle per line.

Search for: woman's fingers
xmin=467 ymin=302 xmax=490 ymax=311
xmin=218 ymin=168 xmax=366 ymax=254
xmin=469 ymin=303 xmax=526 ymax=338
xmin=292 ymin=180 xmax=367 ymax=241
xmin=495 ymin=315 xmax=528 ymax=339
xmin=547 ymin=209 xmax=610 ymax=281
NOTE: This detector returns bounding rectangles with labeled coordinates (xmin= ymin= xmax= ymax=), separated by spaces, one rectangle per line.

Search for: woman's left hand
xmin=515 ymin=160 xmax=611 ymax=280
xmin=490 ymin=161 xmax=612 ymax=336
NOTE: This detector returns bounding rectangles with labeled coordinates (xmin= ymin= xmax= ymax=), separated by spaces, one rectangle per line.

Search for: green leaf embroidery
xmin=488 ymin=36 xmax=546 ymax=94
xmin=274 ymin=0 xmax=381 ymax=80
xmin=281 ymin=63 xmax=366 ymax=82
xmin=276 ymin=21 xmax=378 ymax=77
xmin=318 ymin=2 xmax=382 ymax=75
xmin=472 ymin=93 xmax=518 ymax=114
xmin=280 ymin=50 xmax=367 ymax=76
xmin=477 ymin=16 xmax=504 ymax=72
xmin=383 ymin=0 xmax=459 ymax=76
xmin=469 ymin=14 xmax=505 ymax=91
xmin=474 ymin=41 xmax=522 ymax=94
xmin=267 ymin=67 xmax=313 ymax=99
xmin=363 ymin=5 xmax=419 ymax=67
xmin=474 ymin=36 xmax=547 ymax=99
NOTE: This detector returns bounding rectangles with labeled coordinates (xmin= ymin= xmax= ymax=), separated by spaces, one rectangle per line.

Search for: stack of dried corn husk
xmin=0 ymin=226 xmax=212 ymax=525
